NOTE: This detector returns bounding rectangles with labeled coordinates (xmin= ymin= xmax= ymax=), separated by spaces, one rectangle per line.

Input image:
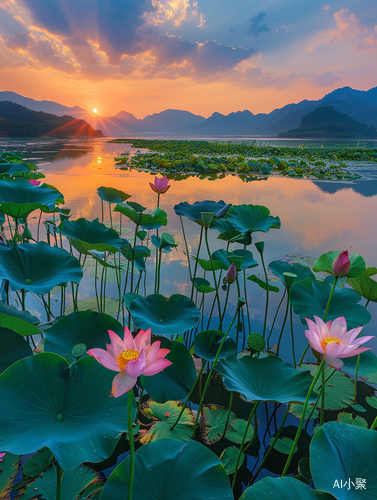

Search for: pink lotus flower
xmin=332 ymin=250 xmax=351 ymax=278
xmin=304 ymin=316 xmax=374 ymax=369
xmin=87 ymin=327 xmax=172 ymax=397
xmin=28 ymin=179 xmax=41 ymax=186
xmin=0 ymin=452 xmax=5 ymax=471
xmin=149 ymin=176 xmax=170 ymax=194
xmin=225 ymin=263 xmax=237 ymax=284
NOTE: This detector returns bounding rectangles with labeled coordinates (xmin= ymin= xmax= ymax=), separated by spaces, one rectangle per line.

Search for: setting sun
xmin=92 ymin=108 xmax=98 ymax=114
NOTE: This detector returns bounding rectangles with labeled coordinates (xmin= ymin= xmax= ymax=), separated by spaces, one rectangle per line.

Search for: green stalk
xmin=131 ymin=223 xmax=140 ymax=294
xmin=109 ymin=203 xmax=113 ymax=228
xmin=191 ymin=226 xmax=203 ymax=299
xmin=204 ymin=227 xmax=222 ymax=330
xmin=289 ymin=301 xmax=296 ymax=367
xmin=320 ymin=361 xmax=325 ymax=426
xmin=276 ymin=293 xmax=290 ymax=355
xmin=281 ymin=358 xmax=325 ymax=476
xmin=220 ymin=284 xmax=230 ymax=324
xmin=231 ymin=401 xmax=260 ymax=490
xmin=354 ymin=301 xmax=369 ymax=403
xmin=253 ymin=403 xmax=291 ymax=482
xmin=243 ymin=268 xmax=251 ymax=338
xmin=56 ymin=462 xmax=63 ymax=500
xmin=127 ymin=391 xmax=135 ymax=500
xmin=371 ymin=414 xmax=377 ymax=430
xmin=156 ymin=248 xmax=162 ymax=294
xmin=180 ymin=216 xmax=192 ymax=278
xmin=260 ymin=253 xmax=269 ymax=338
xmin=267 ymin=288 xmax=286 ymax=346
xmin=191 ymin=308 xmax=239 ymax=437
xmin=221 ymin=391 xmax=234 ymax=439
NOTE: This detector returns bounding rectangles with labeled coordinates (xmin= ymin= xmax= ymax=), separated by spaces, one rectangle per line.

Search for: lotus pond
xmin=0 ymin=137 xmax=377 ymax=500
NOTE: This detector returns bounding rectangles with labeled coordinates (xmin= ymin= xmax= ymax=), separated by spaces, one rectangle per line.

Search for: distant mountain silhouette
xmin=278 ymin=106 xmax=377 ymax=138
xmin=0 ymin=91 xmax=86 ymax=117
xmin=0 ymin=101 xmax=103 ymax=138
xmin=3 ymin=86 xmax=377 ymax=137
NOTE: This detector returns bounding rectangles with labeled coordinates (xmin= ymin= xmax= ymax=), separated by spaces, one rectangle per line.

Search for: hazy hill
xmin=0 ymin=91 xmax=85 ymax=117
xmin=0 ymin=101 xmax=103 ymax=138
xmin=278 ymin=106 xmax=377 ymax=138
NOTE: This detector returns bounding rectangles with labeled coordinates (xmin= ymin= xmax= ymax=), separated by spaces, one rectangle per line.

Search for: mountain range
xmin=1 ymin=86 xmax=377 ymax=137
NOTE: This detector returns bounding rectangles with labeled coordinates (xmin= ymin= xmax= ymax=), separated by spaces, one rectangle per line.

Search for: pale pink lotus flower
xmin=304 ymin=315 xmax=374 ymax=369
xmin=28 ymin=179 xmax=41 ymax=186
xmin=225 ymin=263 xmax=237 ymax=284
xmin=149 ymin=176 xmax=170 ymax=194
xmin=332 ymin=250 xmax=351 ymax=278
xmin=87 ymin=327 xmax=172 ymax=397
xmin=0 ymin=452 xmax=5 ymax=471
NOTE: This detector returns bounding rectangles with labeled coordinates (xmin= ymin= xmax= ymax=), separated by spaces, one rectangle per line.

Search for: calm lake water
xmin=1 ymin=136 xmax=377 ymax=361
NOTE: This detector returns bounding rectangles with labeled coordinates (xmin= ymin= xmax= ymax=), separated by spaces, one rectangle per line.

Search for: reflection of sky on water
xmin=6 ymin=137 xmax=377 ymax=359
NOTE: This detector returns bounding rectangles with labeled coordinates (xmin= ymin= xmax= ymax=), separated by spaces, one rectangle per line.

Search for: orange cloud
xmin=327 ymin=8 xmax=367 ymax=44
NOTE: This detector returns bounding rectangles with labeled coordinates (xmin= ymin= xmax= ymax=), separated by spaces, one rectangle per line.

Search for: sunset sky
xmin=0 ymin=0 xmax=376 ymax=118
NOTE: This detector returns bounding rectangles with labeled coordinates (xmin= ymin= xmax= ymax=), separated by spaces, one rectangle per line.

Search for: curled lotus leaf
xmin=0 ymin=242 xmax=83 ymax=294
xmin=174 ymin=200 xmax=231 ymax=225
xmin=100 ymin=438 xmax=234 ymax=500
xmin=225 ymin=204 xmax=281 ymax=233
xmin=0 ymin=353 xmax=135 ymax=470
xmin=0 ymin=162 xmax=30 ymax=174
xmin=97 ymin=186 xmax=131 ymax=203
xmin=62 ymin=218 xmax=124 ymax=254
xmin=212 ymin=249 xmax=258 ymax=271
xmin=215 ymin=354 xmax=316 ymax=404
xmin=269 ymin=260 xmax=315 ymax=287
xmin=0 ymin=179 xmax=64 ymax=218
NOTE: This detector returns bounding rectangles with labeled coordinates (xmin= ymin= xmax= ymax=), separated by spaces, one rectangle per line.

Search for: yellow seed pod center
xmin=116 ymin=349 xmax=139 ymax=370
xmin=321 ymin=337 xmax=342 ymax=352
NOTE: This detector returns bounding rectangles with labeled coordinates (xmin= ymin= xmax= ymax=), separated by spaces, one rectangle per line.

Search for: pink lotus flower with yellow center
xmin=305 ymin=315 xmax=374 ymax=369
xmin=87 ymin=327 xmax=172 ymax=397
xmin=149 ymin=176 xmax=170 ymax=194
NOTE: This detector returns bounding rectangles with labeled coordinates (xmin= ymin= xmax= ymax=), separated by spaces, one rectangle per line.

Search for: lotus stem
xmin=243 ymin=268 xmax=251 ymax=340
xmin=370 ymin=414 xmax=377 ymax=430
xmin=119 ymin=211 xmax=122 ymax=236
xmin=221 ymin=391 xmax=234 ymax=440
xmin=156 ymin=249 xmax=162 ymax=294
xmin=191 ymin=226 xmax=203 ymax=300
xmin=131 ymin=224 xmax=140 ymax=294
xmin=170 ymin=358 xmax=206 ymax=430
xmin=206 ymin=243 xmax=229 ymax=329
xmin=281 ymin=358 xmax=325 ymax=477
xmin=135 ymin=387 xmax=144 ymax=423
xmin=56 ymin=461 xmax=63 ymax=500
xmin=180 ymin=216 xmax=192 ymax=278
xmin=260 ymin=253 xmax=269 ymax=338
xmin=109 ymin=203 xmax=113 ymax=228
xmin=253 ymin=403 xmax=291 ymax=482
xmin=243 ymin=410 xmax=258 ymax=453
xmin=231 ymin=401 xmax=260 ymax=490
xmin=127 ymin=390 xmax=135 ymax=500
xmin=220 ymin=284 xmax=230 ymax=324
xmin=191 ymin=307 xmax=239 ymax=437
xmin=94 ymin=259 xmax=100 ymax=312
xmin=289 ymin=302 xmax=296 ymax=367
xmin=320 ymin=361 xmax=325 ymax=426
xmin=37 ymin=210 xmax=42 ymax=242
xmin=276 ymin=292 xmax=290 ymax=355
xmin=267 ymin=288 xmax=286 ymax=346
xmin=101 ymin=199 xmax=104 ymax=222
xmin=204 ymin=227 xmax=222 ymax=330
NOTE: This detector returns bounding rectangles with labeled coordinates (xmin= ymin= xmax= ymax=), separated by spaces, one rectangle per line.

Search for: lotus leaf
xmin=99 ymin=438 xmax=234 ymax=500
xmin=313 ymin=251 xmax=365 ymax=278
xmin=290 ymin=278 xmax=371 ymax=329
xmin=0 ymin=179 xmax=64 ymax=218
xmin=0 ymin=326 xmax=32 ymax=373
xmin=23 ymin=447 xmax=54 ymax=477
xmin=62 ymin=218 xmax=123 ymax=254
xmin=225 ymin=204 xmax=281 ymax=233
xmin=174 ymin=200 xmax=231 ymax=225
xmin=193 ymin=277 xmax=215 ymax=293
xmin=220 ymin=447 xmax=245 ymax=475
xmin=269 ymin=260 xmax=315 ymax=286
xmin=64 ymin=297 xmax=120 ymax=316
xmin=0 ymin=242 xmax=83 ymax=294
xmin=0 ymin=310 xmax=40 ymax=336
xmin=128 ymin=293 xmax=201 ymax=334
xmin=121 ymin=243 xmax=151 ymax=260
xmin=44 ymin=311 xmax=123 ymax=357
xmin=212 ymin=249 xmax=258 ymax=271
xmin=115 ymin=204 xmax=167 ymax=230
xmin=337 ymin=413 xmax=368 ymax=428
xmin=215 ymin=355 xmax=316 ymax=404
xmin=342 ymin=351 xmax=377 ymax=384
xmin=194 ymin=330 xmax=236 ymax=361
xmin=0 ymin=353 xmax=135 ymax=469
xmin=348 ymin=270 xmax=377 ymax=302
xmin=97 ymin=186 xmax=131 ymax=203
xmin=240 ymin=477 xmax=333 ymax=500
xmin=0 ymin=162 xmax=30 ymax=174
xmin=0 ymin=452 xmax=20 ymax=499
xmin=247 ymin=274 xmax=280 ymax=292
xmin=139 ymin=400 xmax=194 ymax=444
xmin=310 ymin=422 xmax=377 ymax=500
xmin=140 ymin=339 xmax=196 ymax=403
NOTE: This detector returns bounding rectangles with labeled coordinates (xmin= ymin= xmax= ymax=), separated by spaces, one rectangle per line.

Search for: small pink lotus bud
xmin=28 ymin=179 xmax=41 ymax=186
xmin=225 ymin=263 xmax=237 ymax=284
xmin=149 ymin=176 xmax=170 ymax=194
xmin=332 ymin=250 xmax=351 ymax=278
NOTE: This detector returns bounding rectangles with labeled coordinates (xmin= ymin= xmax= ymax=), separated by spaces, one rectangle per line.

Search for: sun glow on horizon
xmin=92 ymin=108 xmax=98 ymax=114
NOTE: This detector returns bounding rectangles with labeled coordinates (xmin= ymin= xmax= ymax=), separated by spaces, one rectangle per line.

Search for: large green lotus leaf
xmin=0 ymin=326 xmax=33 ymax=373
xmin=313 ymin=251 xmax=365 ymax=278
xmin=140 ymin=339 xmax=196 ymax=404
xmin=342 ymin=351 xmax=377 ymax=384
xmin=212 ymin=249 xmax=258 ymax=271
xmin=0 ymin=298 xmax=39 ymax=325
xmin=269 ymin=260 xmax=315 ymax=285
xmin=240 ymin=477 xmax=334 ymax=500
xmin=121 ymin=243 xmax=151 ymax=261
xmin=99 ymin=438 xmax=233 ymax=500
xmin=97 ymin=186 xmax=131 ymax=203
xmin=348 ymin=273 xmax=377 ymax=302
xmin=139 ymin=400 xmax=194 ymax=444
xmin=44 ymin=311 xmax=123 ymax=357
xmin=129 ymin=294 xmax=201 ymax=335
xmin=194 ymin=330 xmax=236 ymax=361
xmin=215 ymin=355 xmax=316 ymax=404
xmin=0 ymin=452 xmax=20 ymax=500
xmin=225 ymin=204 xmax=281 ymax=233
xmin=174 ymin=200 xmax=231 ymax=225
xmin=114 ymin=203 xmax=140 ymax=224
xmin=0 ymin=311 xmax=41 ymax=337
xmin=0 ymin=242 xmax=83 ymax=295
xmin=0 ymin=179 xmax=64 ymax=218
xmin=64 ymin=297 xmax=120 ymax=316
xmin=17 ymin=465 xmax=98 ymax=500
xmin=310 ymin=422 xmax=377 ymax=500
xmin=0 ymin=162 xmax=30 ymax=174
xmin=0 ymin=353 xmax=135 ymax=470
xmin=290 ymin=279 xmax=371 ymax=329
xmin=140 ymin=208 xmax=168 ymax=230
xmin=62 ymin=218 xmax=123 ymax=254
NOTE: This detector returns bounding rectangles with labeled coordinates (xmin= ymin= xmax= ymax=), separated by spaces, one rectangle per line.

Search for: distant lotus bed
xmin=0 ymin=138 xmax=376 ymax=500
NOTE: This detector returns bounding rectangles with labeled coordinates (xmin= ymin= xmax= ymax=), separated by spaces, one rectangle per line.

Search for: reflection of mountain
xmin=313 ymin=180 xmax=377 ymax=198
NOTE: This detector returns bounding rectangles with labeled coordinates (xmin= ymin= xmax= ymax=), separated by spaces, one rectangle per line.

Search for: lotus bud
xmin=225 ymin=263 xmax=237 ymax=284
xmin=332 ymin=250 xmax=351 ymax=278
xmin=28 ymin=179 xmax=41 ymax=186
xmin=237 ymin=297 xmax=247 ymax=309
xmin=149 ymin=176 xmax=170 ymax=194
